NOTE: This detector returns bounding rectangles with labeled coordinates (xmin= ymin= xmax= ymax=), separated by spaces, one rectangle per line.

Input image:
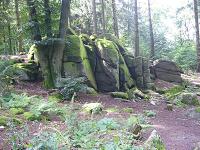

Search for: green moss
xmin=119 ymin=53 xmax=135 ymax=91
xmin=10 ymin=108 xmax=24 ymax=115
xmin=64 ymin=35 xmax=97 ymax=89
xmin=48 ymin=93 xmax=63 ymax=102
xmin=0 ymin=116 xmax=7 ymax=126
xmin=105 ymin=107 xmax=118 ymax=113
xmin=111 ymin=92 xmax=129 ymax=99
xmin=195 ymin=107 xmax=200 ymax=113
xmin=24 ymin=112 xmax=41 ymax=121
xmin=144 ymin=110 xmax=156 ymax=117
xmin=165 ymin=85 xmax=185 ymax=99
xmin=122 ymin=107 xmax=134 ymax=113
xmin=82 ymin=103 xmax=103 ymax=114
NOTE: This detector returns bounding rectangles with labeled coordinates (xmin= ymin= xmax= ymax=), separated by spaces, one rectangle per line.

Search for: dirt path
xmin=12 ymin=82 xmax=200 ymax=149
xmin=78 ymin=94 xmax=200 ymax=150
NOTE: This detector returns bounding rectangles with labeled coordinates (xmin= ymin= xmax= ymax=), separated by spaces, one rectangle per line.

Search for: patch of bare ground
xmin=0 ymin=81 xmax=199 ymax=150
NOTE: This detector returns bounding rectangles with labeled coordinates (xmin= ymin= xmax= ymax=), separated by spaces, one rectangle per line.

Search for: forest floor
xmin=1 ymin=74 xmax=200 ymax=150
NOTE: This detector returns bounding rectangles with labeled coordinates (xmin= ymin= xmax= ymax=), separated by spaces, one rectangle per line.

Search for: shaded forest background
xmin=0 ymin=0 xmax=199 ymax=71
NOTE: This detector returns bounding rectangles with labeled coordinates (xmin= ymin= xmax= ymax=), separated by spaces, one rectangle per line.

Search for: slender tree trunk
xmin=68 ymin=0 xmax=71 ymax=27
xmin=14 ymin=0 xmax=23 ymax=53
xmin=134 ymin=0 xmax=139 ymax=57
xmin=101 ymin=0 xmax=106 ymax=35
xmin=59 ymin=0 xmax=69 ymax=38
xmin=26 ymin=0 xmax=41 ymax=41
xmin=7 ymin=23 xmax=12 ymax=54
xmin=194 ymin=0 xmax=200 ymax=72
xmin=111 ymin=0 xmax=119 ymax=38
xmin=92 ymin=0 xmax=97 ymax=34
xmin=148 ymin=0 xmax=155 ymax=59
xmin=44 ymin=0 xmax=52 ymax=37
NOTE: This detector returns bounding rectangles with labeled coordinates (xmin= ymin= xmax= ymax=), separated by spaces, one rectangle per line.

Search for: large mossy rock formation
xmin=29 ymin=31 xmax=153 ymax=93
xmin=95 ymin=38 xmax=120 ymax=92
xmin=63 ymin=35 xmax=97 ymax=90
xmin=151 ymin=60 xmax=183 ymax=83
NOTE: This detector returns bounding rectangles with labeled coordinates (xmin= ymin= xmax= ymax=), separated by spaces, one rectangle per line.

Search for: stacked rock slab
xmin=151 ymin=60 xmax=182 ymax=83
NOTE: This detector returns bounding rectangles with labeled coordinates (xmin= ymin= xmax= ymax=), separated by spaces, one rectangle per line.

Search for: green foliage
xmin=171 ymin=41 xmax=197 ymax=71
xmin=0 ymin=116 xmax=21 ymax=126
xmin=97 ymin=118 xmax=120 ymax=131
xmin=122 ymin=107 xmax=134 ymax=113
xmin=23 ymin=112 xmax=42 ymax=121
xmin=152 ymin=136 xmax=166 ymax=150
xmin=10 ymin=108 xmax=24 ymax=115
xmin=3 ymin=93 xmax=31 ymax=108
xmin=0 ymin=60 xmax=16 ymax=96
xmin=195 ymin=107 xmax=200 ymax=113
xmin=60 ymin=77 xmax=87 ymax=100
xmin=144 ymin=110 xmax=157 ymax=118
xmin=165 ymin=85 xmax=185 ymax=100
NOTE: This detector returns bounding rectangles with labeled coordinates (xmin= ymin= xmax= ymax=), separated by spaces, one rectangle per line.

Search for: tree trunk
xmin=134 ymin=0 xmax=139 ymax=57
xmin=14 ymin=0 xmax=23 ymax=53
xmin=7 ymin=23 xmax=12 ymax=54
xmin=101 ymin=0 xmax=106 ymax=35
xmin=148 ymin=0 xmax=155 ymax=59
xmin=26 ymin=0 xmax=41 ymax=41
xmin=59 ymin=0 xmax=69 ymax=38
xmin=92 ymin=0 xmax=97 ymax=34
xmin=44 ymin=0 xmax=52 ymax=37
xmin=194 ymin=0 xmax=200 ymax=72
xmin=112 ymin=0 xmax=119 ymax=38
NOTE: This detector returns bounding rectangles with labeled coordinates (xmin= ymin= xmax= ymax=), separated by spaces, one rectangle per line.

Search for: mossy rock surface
xmin=82 ymin=103 xmax=103 ymax=114
xmin=119 ymin=53 xmax=135 ymax=91
xmin=64 ymin=35 xmax=97 ymax=89
xmin=48 ymin=92 xmax=63 ymax=102
xmin=13 ymin=62 xmax=39 ymax=81
xmin=180 ymin=93 xmax=199 ymax=106
xmin=95 ymin=38 xmax=120 ymax=92
xmin=111 ymin=92 xmax=129 ymax=99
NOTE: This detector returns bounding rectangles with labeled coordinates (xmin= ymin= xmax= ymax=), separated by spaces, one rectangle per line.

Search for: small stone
xmin=150 ymin=101 xmax=156 ymax=106
xmin=194 ymin=142 xmax=200 ymax=150
xmin=128 ymin=124 xmax=142 ymax=140
xmin=166 ymin=104 xmax=173 ymax=111
xmin=0 ymin=126 xmax=5 ymax=131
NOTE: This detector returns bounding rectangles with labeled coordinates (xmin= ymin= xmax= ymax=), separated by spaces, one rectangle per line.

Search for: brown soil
xmin=1 ymin=81 xmax=200 ymax=150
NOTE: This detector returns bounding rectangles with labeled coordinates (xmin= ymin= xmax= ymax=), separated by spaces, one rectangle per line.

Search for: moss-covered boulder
xmin=63 ymin=35 xmax=97 ymax=90
xmin=82 ymin=103 xmax=103 ymax=114
xmin=95 ymin=38 xmax=120 ymax=92
xmin=13 ymin=62 xmax=39 ymax=81
xmin=180 ymin=93 xmax=199 ymax=106
xmin=111 ymin=92 xmax=129 ymax=99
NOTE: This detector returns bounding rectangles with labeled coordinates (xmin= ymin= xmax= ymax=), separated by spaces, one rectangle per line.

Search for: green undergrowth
xmin=165 ymin=85 xmax=185 ymax=100
xmin=5 ymin=113 xmax=151 ymax=149
xmin=0 ymin=92 xmax=161 ymax=149
xmin=0 ymin=92 xmax=68 ymax=123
